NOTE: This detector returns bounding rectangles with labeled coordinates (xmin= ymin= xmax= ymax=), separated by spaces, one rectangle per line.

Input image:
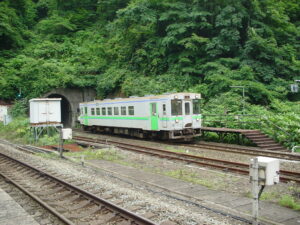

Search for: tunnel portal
xmin=44 ymin=88 xmax=96 ymax=128
xmin=47 ymin=94 xmax=71 ymax=128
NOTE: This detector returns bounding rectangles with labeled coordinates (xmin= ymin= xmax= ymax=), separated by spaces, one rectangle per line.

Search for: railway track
xmin=73 ymin=136 xmax=300 ymax=184
xmin=0 ymin=151 xmax=157 ymax=225
xmin=182 ymin=142 xmax=300 ymax=161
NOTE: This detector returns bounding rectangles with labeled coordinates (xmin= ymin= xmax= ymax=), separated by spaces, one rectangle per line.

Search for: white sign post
xmin=250 ymin=157 xmax=280 ymax=225
xmin=59 ymin=128 xmax=72 ymax=158
xmin=251 ymin=158 xmax=259 ymax=225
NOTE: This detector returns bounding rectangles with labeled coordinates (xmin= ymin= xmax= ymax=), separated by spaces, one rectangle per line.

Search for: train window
xmin=114 ymin=107 xmax=119 ymax=115
xmin=102 ymin=107 xmax=106 ymax=115
xmin=91 ymin=108 xmax=95 ymax=115
xmin=80 ymin=108 xmax=83 ymax=115
xmin=185 ymin=102 xmax=190 ymax=115
xmin=162 ymin=104 xmax=166 ymax=115
xmin=193 ymin=99 xmax=201 ymax=114
xmin=107 ymin=107 xmax=112 ymax=115
xmin=151 ymin=103 xmax=156 ymax=115
xmin=171 ymin=100 xmax=182 ymax=116
xmin=96 ymin=108 xmax=100 ymax=115
xmin=84 ymin=107 xmax=87 ymax=114
xmin=121 ymin=106 xmax=126 ymax=115
xmin=128 ymin=106 xmax=134 ymax=115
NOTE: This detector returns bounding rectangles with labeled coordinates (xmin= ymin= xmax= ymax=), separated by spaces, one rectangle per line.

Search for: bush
xmin=9 ymin=99 xmax=28 ymax=118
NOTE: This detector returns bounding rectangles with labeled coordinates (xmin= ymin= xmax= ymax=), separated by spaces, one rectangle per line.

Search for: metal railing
xmin=202 ymin=114 xmax=263 ymax=129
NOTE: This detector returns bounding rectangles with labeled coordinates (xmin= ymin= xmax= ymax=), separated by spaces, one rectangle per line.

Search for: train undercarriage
xmin=83 ymin=125 xmax=201 ymax=141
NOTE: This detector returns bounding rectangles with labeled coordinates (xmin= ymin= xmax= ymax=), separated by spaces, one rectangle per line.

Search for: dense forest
xmin=0 ymin=0 xmax=299 ymax=146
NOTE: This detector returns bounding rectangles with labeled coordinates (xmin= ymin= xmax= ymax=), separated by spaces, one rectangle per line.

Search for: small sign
xmin=62 ymin=128 xmax=72 ymax=140
xmin=291 ymin=84 xmax=299 ymax=93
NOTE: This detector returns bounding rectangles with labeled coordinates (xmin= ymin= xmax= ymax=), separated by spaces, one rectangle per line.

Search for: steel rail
xmin=0 ymin=172 xmax=74 ymax=225
xmin=73 ymin=136 xmax=300 ymax=183
xmin=183 ymin=143 xmax=300 ymax=161
xmin=0 ymin=152 xmax=157 ymax=225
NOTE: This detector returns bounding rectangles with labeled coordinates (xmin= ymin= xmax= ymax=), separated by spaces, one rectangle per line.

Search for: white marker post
xmin=251 ymin=158 xmax=259 ymax=225
xmin=59 ymin=128 xmax=73 ymax=158
xmin=250 ymin=157 xmax=280 ymax=225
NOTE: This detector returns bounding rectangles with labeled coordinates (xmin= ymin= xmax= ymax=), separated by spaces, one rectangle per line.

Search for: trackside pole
xmin=59 ymin=128 xmax=64 ymax=158
xmin=251 ymin=158 xmax=259 ymax=225
xmin=59 ymin=128 xmax=72 ymax=158
xmin=250 ymin=157 xmax=280 ymax=225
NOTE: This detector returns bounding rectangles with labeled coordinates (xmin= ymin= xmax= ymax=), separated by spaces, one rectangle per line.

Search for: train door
xmin=84 ymin=106 xmax=88 ymax=125
xmin=150 ymin=103 xmax=159 ymax=130
xmin=183 ymin=101 xmax=192 ymax=127
xmin=162 ymin=103 xmax=167 ymax=128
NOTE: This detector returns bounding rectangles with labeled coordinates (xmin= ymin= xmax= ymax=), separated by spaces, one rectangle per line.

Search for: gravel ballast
xmin=0 ymin=143 xmax=251 ymax=225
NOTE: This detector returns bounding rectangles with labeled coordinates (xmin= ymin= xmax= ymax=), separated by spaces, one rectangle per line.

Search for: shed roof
xmin=29 ymin=98 xmax=62 ymax=102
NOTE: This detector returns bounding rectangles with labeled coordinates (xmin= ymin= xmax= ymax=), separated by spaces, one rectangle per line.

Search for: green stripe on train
xmin=80 ymin=116 xmax=149 ymax=120
xmin=80 ymin=115 xmax=201 ymax=121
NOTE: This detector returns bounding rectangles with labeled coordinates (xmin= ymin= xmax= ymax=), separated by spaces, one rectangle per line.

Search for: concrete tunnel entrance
xmin=47 ymin=94 xmax=72 ymax=128
xmin=44 ymin=88 xmax=96 ymax=127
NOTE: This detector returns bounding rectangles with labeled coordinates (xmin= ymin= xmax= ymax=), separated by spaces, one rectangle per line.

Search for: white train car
xmin=78 ymin=93 xmax=202 ymax=140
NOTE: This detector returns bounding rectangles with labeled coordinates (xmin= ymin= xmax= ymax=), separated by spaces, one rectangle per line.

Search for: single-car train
xmin=78 ymin=93 xmax=202 ymax=140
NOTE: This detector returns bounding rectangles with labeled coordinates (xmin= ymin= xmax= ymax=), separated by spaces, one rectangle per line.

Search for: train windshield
xmin=192 ymin=99 xmax=201 ymax=114
xmin=171 ymin=100 xmax=182 ymax=116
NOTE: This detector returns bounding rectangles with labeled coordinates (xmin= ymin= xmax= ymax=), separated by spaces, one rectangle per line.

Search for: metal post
xmin=59 ymin=128 xmax=64 ymax=158
xmin=230 ymin=86 xmax=246 ymax=115
xmin=292 ymin=146 xmax=300 ymax=153
xmin=242 ymin=86 xmax=245 ymax=116
xmin=81 ymin=155 xmax=85 ymax=166
xmin=252 ymin=158 xmax=259 ymax=225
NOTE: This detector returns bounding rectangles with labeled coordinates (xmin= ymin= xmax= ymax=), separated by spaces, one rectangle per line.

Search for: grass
xmin=64 ymin=148 xmax=123 ymax=162
xmin=279 ymin=195 xmax=300 ymax=211
xmin=35 ymin=152 xmax=60 ymax=159
xmin=260 ymin=191 xmax=280 ymax=201
xmin=163 ymin=169 xmax=214 ymax=188
xmin=243 ymin=190 xmax=300 ymax=211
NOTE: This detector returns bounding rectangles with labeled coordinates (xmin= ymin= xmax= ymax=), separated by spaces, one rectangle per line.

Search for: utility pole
xmin=59 ymin=128 xmax=64 ymax=158
xmin=251 ymin=158 xmax=259 ymax=225
xmin=230 ymin=86 xmax=245 ymax=115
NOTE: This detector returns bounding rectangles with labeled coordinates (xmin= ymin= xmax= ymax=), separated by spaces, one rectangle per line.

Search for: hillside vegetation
xmin=0 ymin=0 xmax=299 ymax=147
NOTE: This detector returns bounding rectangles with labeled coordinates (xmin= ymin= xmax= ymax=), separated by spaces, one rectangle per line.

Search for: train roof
xmin=80 ymin=92 xmax=201 ymax=104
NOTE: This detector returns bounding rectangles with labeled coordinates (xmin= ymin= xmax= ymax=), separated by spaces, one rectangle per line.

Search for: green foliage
xmin=0 ymin=117 xmax=31 ymax=142
xmin=36 ymin=14 xmax=76 ymax=36
xmin=0 ymin=116 xmax=63 ymax=146
xmin=0 ymin=1 xmax=26 ymax=50
xmin=0 ymin=0 xmax=299 ymax=146
xmin=279 ymin=195 xmax=300 ymax=211
xmin=202 ymin=94 xmax=300 ymax=148
xmin=9 ymin=99 xmax=28 ymax=118
xmin=38 ymin=134 xmax=60 ymax=146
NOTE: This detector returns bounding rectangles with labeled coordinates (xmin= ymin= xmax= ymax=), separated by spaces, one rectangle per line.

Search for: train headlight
xmin=196 ymin=118 xmax=200 ymax=121
xmin=175 ymin=119 xmax=179 ymax=123
xmin=174 ymin=95 xmax=178 ymax=99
